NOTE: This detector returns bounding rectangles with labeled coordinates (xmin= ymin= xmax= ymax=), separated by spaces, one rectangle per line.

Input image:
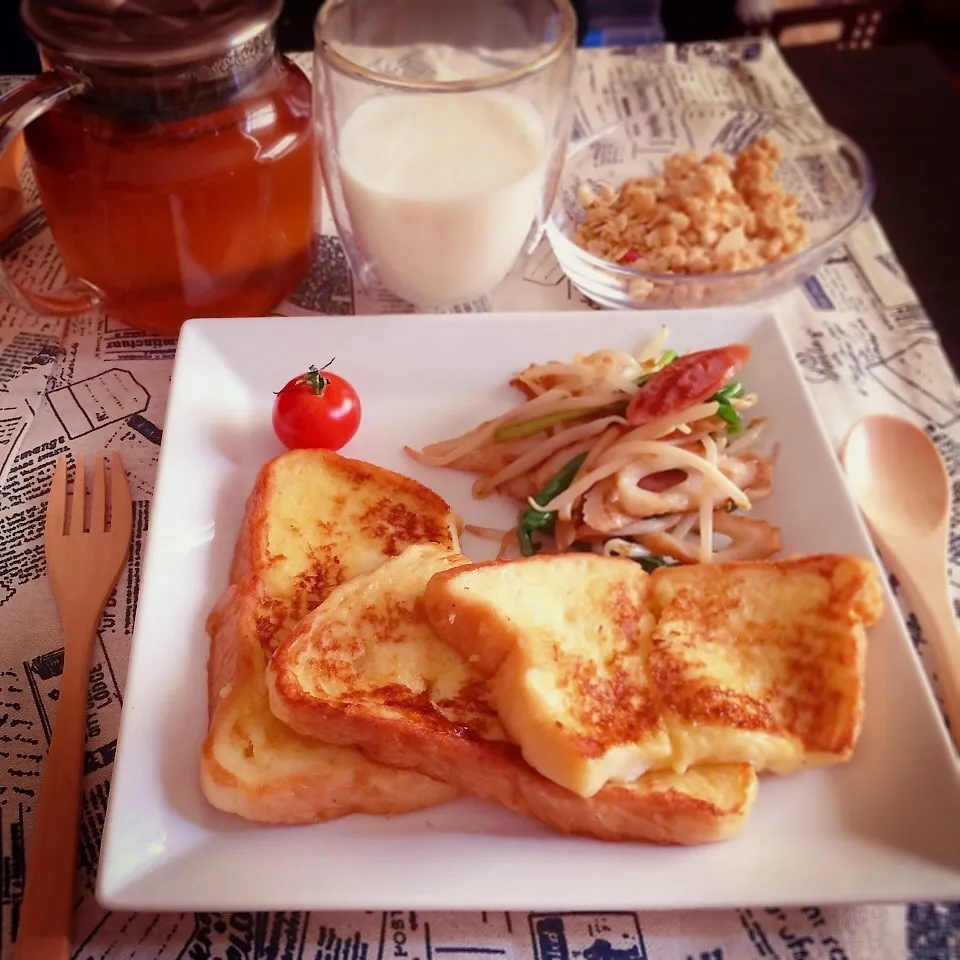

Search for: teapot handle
xmin=0 ymin=71 xmax=105 ymax=317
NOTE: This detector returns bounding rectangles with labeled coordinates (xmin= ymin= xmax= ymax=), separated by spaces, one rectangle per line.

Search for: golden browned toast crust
xmin=423 ymin=554 xmax=666 ymax=757
xmin=201 ymin=449 xmax=461 ymax=823
xmin=231 ymin=449 xmax=459 ymax=591
xmin=423 ymin=553 xmax=673 ymax=797
xmin=266 ymin=546 xmax=757 ymax=844
xmin=231 ymin=449 xmax=461 ymax=655
xmin=268 ymin=671 xmax=756 ymax=844
xmin=648 ymin=554 xmax=883 ymax=762
xmin=203 ymin=578 xmax=457 ymax=822
xmin=424 ymin=552 xmax=883 ymax=782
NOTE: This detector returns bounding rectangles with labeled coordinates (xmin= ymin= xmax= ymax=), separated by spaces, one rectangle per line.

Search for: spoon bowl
xmin=841 ymin=413 xmax=959 ymax=757
xmin=842 ymin=413 xmax=950 ymax=540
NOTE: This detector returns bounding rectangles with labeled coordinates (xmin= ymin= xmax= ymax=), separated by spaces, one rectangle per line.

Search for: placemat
xmin=0 ymin=39 xmax=957 ymax=960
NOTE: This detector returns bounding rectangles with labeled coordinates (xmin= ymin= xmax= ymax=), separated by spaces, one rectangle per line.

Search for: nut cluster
xmin=573 ymin=137 xmax=809 ymax=291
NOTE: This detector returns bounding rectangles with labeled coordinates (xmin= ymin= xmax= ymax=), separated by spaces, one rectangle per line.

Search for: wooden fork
xmin=16 ymin=454 xmax=132 ymax=960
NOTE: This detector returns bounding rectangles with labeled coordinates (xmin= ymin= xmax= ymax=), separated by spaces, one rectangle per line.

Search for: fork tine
xmin=44 ymin=456 xmax=68 ymax=539
xmin=69 ymin=453 xmax=85 ymax=535
xmin=108 ymin=452 xmax=132 ymax=534
xmin=90 ymin=456 xmax=106 ymax=533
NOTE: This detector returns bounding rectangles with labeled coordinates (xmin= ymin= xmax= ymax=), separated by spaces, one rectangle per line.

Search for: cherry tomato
xmin=626 ymin=344 xmax=751 ymax=427
xmin=272 ymin=361 xmax=362 ymax=451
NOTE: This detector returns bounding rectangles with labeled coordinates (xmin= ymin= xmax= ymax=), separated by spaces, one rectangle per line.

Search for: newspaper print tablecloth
xmin=0 ymin=38 xmax=958 ymax=960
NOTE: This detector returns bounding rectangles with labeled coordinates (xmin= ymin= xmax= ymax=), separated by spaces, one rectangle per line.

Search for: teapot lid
xmin=21 ymin=0 xmax=283 ymax=69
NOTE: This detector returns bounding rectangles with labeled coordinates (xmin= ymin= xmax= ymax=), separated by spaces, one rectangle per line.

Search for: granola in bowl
xmin=546 ymin=106 xmax=873 ymax=310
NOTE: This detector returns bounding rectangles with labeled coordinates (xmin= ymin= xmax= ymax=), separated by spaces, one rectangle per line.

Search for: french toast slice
xmin=266 ymin=543 xmax=759 ymax=844
xmin=229 ymin=446 xmax=463 ymax=653
xmin=201 ymin=448 xmax=460 ymax=823
xmin=423 ymin=553 xmax=672 ymax=798
xmin=202 ymin=578 xmax=458 ymax=821
xmin=423 ymin=553 xmax=883 ymax=794
xmin=647 ymin=554 xmax=883 ymax=774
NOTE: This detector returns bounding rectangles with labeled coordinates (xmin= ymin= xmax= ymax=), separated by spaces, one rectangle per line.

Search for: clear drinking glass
xmin=314 ymin=0 xmax=577 ymax=310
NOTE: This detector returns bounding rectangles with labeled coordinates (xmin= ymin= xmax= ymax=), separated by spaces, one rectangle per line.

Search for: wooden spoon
xmin=842 ymin=413 xmax=959 ymax=755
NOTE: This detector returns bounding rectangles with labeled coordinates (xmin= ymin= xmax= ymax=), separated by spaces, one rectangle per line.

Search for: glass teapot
xmin=0 ymin=0 xmax=315 ymax=335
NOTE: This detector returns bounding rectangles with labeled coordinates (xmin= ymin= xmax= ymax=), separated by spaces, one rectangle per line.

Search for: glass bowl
xmin=545 ymin=104 xmax=875 ymax=310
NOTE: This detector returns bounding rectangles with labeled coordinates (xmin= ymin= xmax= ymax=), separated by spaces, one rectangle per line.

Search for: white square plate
xmin=98 ymin=309 xmax=960 ymax=912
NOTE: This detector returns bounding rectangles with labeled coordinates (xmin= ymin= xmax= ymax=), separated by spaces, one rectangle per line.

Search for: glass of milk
xmin=314 ymin=0 xmax=577 ymax=310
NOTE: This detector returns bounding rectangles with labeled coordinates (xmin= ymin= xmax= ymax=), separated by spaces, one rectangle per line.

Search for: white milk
xmin=338 ymin=90 xmax=546 ymax=307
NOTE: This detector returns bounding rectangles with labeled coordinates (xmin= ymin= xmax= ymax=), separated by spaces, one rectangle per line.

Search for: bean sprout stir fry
xmin=406 ymin=329 xmax=781 ymax=568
